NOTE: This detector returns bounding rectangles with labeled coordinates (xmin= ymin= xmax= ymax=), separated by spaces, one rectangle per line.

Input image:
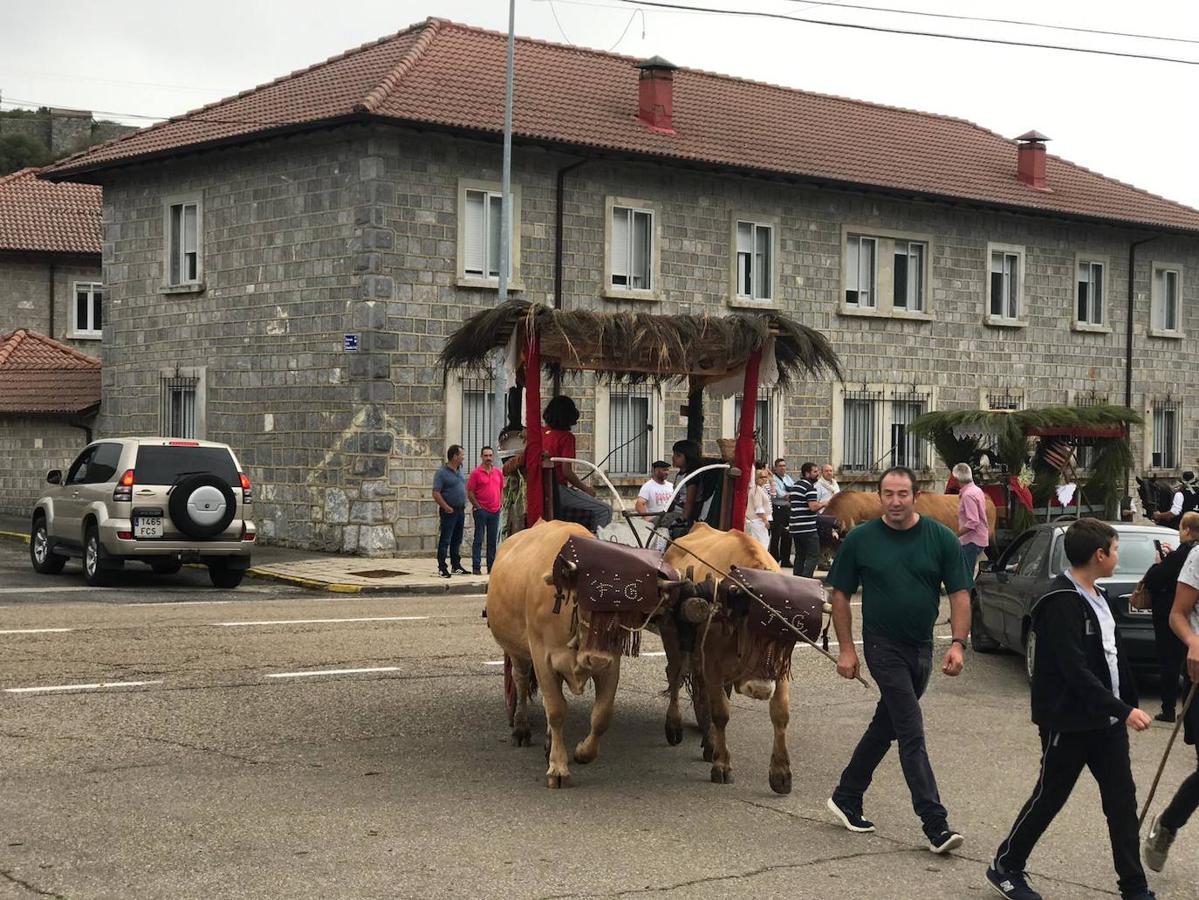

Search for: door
xmin=1011 ymin=529 xmax=1054 ymax=648
xmin=988 ymin=530 xmax=1036 ymax=648
xmin=54 ymin=446 xmax=96 ymax=546
xmin=77 ymin=442 xmax=124 ymax=519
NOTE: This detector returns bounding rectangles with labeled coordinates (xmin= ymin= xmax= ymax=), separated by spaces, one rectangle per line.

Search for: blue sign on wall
xmin=343 ymin=333 xmax=360 ymax=352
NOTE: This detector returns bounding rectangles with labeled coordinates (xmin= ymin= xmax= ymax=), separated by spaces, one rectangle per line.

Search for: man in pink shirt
xmin=953 ymin=463 xmax=990 ymax=583
xmin=467 ymin=446 xmax=504 ymax=575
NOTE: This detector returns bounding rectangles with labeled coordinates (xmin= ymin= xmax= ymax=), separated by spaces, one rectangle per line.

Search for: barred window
xmin=608 ymin=384 xmax=656 ymax=476
xmin=842 ymin=387 xmax=931 ymax=472
xmin=161 ymin=375 xmax=199 ymax=439
xmin=461 ymin=376 xmax=498 ymax=468
xmin=1152 ymin=399 xmax=1180 ymax=470
xmin=734 ymin=394 xmax=773 ymax=463
xmin=1072 ymin=391 xmax=1108 ymax=469
xmin=842 ymin=389 xmax=882 ymax=472
xmin=891 ymin=390 xmax=929 ymax=470
xmin=986 ymin=390 xmax=1022 ymax=411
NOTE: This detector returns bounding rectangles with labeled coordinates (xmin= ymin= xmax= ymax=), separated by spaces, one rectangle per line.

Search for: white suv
xmin=30 ymin=437 xmax=256 ymax=588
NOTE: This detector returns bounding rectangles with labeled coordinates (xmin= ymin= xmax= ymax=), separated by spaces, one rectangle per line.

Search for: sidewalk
xmin=0 ymin=514 xmax=486 ymax=595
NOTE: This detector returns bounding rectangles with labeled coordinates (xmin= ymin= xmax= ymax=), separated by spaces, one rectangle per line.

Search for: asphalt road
xmin=1 ymin=541 xmax=1197 ymax=899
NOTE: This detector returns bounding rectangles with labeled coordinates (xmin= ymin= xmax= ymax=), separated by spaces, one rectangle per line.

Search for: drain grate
xmin=348 ymin=568 xmax=410 ymax=579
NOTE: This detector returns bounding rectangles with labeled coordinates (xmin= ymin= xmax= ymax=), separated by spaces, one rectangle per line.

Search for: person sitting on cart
xmin=669 ymin=439 xmax=722 ymax=535
xmin=542 ymin=395 xmax=612 ymax=533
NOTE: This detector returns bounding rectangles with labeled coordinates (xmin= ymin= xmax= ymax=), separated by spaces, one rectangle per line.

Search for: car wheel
xmin=150 ymin=558 xmax=183 ymax=576
xmin=82 ymin=525 xmax=110 ymax=586
xmin=29 ymin=517 xmax=66 ymax=575
xmin=208 ymin=562 xmax=245 ymax=590
xmin=170 ymin=474 xmax=237 ymax=540
xmin=970 ymin=590 xmax=1001 ymax=653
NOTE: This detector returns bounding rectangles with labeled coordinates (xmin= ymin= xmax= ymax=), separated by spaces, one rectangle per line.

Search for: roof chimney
xmin=1016 ymin=130 xmax=1050 ymax=191
xmin=636 ymin=56 xmax=678 ymax=135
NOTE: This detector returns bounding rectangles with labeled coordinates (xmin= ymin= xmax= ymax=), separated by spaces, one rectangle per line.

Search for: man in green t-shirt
xmin=825 ymin=467 xmax=972 ymax=855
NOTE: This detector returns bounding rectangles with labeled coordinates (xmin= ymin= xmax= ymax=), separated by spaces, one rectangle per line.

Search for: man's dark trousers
xmin=1152 ymin=600 xmax=1185 ymax=713
xmin=833 ymin=633 xmax=947 ymax=832
xmin=770 ymin=510 xmax=792 ymax=567
xmin=472 ymin=508 xmax=499 ymax=572
xmin=993 ymin=724 xmax=1147 ymax=897
xmin=791 ymin=531 xmax=819 ymax=578
xmin=437 ymin=507 xmax=465 ymax=573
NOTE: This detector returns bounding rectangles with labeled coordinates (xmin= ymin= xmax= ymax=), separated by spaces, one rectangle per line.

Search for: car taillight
xmin=113 ymin=469 xmax=135 ymax=502
xmin=168 ymin=440 xmax=200 ymax=446
xmin=239 ymin=472 xmax=252 ymax=504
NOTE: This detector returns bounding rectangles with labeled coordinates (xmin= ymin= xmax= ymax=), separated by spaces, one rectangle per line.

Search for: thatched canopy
xmin=439 ymin=300 xmax=842 ymax=387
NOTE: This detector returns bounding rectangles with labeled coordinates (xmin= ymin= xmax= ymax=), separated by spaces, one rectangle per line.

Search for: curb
xmin=1 ymin=529 xmax=29 ymax=545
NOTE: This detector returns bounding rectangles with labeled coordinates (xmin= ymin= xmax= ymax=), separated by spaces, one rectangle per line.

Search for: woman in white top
xmin=745 ymin=466 xmax=773 ymax=548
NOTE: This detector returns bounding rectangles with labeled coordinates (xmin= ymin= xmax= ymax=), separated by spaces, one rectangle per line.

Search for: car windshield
xmin=1049 ymin=531 xmax=1165 ymax=578
xmin=135 ymin=446 xmax=238 ymax=486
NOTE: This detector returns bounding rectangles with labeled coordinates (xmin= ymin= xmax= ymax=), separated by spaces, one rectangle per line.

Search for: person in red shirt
xmin=542 ymin=395 xmax=612 ymax=533
xmin=467 ymin=446 xmax=504 ymax=575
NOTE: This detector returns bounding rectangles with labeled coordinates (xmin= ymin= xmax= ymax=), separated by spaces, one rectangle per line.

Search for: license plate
xmin=134 ymin=516 xmax=163 ymax=539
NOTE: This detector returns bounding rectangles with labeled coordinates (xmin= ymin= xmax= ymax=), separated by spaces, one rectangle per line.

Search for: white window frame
xmin=594 ymin=382 xmax=665 ymax=478
xmin=720 ymin=390 xmax=784 ymax=463
xmin=456 ymin=179 xmax=523 ymax=291
xmin=159 ymin=366 xmax=206 ymax=440
xmin=985 ymin=242 xmax=1026 ymax=327
xmin=1150 ymin=263 xmax=1184 ymax=339
xmin=830 ymin=383 xmax=937 ymax=473
xmin=843 ymin=233 xmax=878 ymax=311
xmin=162 ymin=193 xmax=204 ymax=291
xmin=840 ymin=226 xmax=933 ymax=320
xmin=1073 ymin=254 xmax=1110 ymax=332
xmin=892 ymin=240 xmax=926 ymax=313
xmin=729 ymin=215 xmax=777 ymax=307
xmin=604 ymin=196 xmax=660 ymax=302
xmin=1143 ymin=396 xmax=1182 ymax=473
xmin=72 ymin=281 xmax=103 ymax=339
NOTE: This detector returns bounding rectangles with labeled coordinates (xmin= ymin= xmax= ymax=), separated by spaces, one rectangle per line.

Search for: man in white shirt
xmin=636 ymin=460 xmax=674 ymax=550
xmin=816 ymin=463 xmax=841 ymax=504
xmin=1154 ymin=470 xmax=1199 ymax=530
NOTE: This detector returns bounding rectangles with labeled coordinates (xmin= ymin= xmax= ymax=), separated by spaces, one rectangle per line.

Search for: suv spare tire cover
xmin=170 ymin=474 xmax=237 ymax=539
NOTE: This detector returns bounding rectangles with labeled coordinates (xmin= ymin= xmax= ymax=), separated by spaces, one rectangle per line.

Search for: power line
xmin=777 ymin=0 xmax=1199 ymax=46
xmin=614 ymin=0 xmax=1199 ymax=65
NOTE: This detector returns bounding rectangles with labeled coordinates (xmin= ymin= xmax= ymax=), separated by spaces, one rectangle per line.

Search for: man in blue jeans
xmin=432 ymin=445 xmax=467 ymax=577
xmin=467 ymin=445 xmax=503 ymax=575
xmin=825 ymin=466 xmax=972 ymax=855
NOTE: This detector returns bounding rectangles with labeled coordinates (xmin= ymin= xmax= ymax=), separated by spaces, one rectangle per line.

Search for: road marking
xmin=5 ymin=679 xmax=163 ymax=694
xmin=217 ymin=616 xmax=429 ymax=627
xmin=0 ymin=628 xmax=72 ymax=635
xmin=640 ymin=650 xmax=666 ymax=657
xmin=265 ymin=666 xmax=400 ymax=679
xmin=484 ymin=660 xmax=505 ymax=666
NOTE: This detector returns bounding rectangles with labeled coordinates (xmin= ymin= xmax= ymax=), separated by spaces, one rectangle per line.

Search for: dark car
xmin=972 ymin=521 xmax=1179 ymax=675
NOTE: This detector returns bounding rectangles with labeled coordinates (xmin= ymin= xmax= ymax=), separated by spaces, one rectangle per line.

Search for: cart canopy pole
xmin=731 ymin=350 xmax=762 ymax=531
xmin=524 ymin=330 xmax=544 ymax=528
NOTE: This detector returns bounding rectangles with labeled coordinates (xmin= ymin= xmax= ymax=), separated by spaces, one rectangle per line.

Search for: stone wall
xmin=97 ymin=123 xmax=1199 ymax=554
xmin=0 ymin=252 xmax=104 ymax=351
xmin=0 ymin=109 xmax=138 ymax=159
xmin=0 ymin=415 xmax=93 ymax=517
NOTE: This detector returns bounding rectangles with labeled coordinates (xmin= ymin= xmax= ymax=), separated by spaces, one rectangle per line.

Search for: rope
xmin=1139 ymin=680 xmax=1198 ymax=829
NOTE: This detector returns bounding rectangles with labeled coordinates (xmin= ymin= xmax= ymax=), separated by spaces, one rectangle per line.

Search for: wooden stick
xmin=1139 ymin=680 xmax=1198 ymax=829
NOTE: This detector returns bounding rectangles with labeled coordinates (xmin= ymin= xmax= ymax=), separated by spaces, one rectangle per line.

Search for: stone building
xmin=41 ymin=18 xmax=1199 ymax=554
xmin=0 ymin=167 xmax=103 ymax=350
xmin=0 ymin=108 xmax=137 ymax=164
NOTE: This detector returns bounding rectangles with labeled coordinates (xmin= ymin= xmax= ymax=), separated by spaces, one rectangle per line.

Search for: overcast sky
xmin=2 ymin=1 xmax=1197 ymax=208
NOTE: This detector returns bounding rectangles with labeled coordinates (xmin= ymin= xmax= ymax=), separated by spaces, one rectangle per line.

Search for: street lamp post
xmin=494 ymin=0 xmax=517 ymax=428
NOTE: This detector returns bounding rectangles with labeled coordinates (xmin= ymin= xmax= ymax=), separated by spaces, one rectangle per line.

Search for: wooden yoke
xmin=730 ymin=349 xmax=762 ymax=531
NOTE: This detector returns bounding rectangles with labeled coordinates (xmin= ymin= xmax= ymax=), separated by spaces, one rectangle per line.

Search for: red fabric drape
xmin=524 ymin=331 xmax=543 ymax=528
xmin=730 ymin=350 xmax=762 ymax=532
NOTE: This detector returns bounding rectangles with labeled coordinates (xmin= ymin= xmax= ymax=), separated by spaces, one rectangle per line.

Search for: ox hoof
xmin=511 ymin=726 xmax=532 ymax=747
xmin=573 ymin=742 xmax=596 ymax=765
xmin=710 ymin=766 xmax=734 ymax=785
xmin=546 ymin=773 xmax=572 ymax=789
xmin=769 ymin=769 xmax=793 ymax=795
xmin=665 ymin=720 xmax=683 ymax=746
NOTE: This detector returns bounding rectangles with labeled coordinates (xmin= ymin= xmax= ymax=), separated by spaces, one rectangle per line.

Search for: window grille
xmin=842 ymin=389 xmax=884 ymax=472
xmin=1152 ymin=399 xmax=1180 ymax=470
xmin=461 ymin=376 xmax=498 ymax=467
xmin=734 ymin=394 xmax=773 ymax=463
xmin=891 ymin=390 xmax=931 ymax=470
xmin=160 ymin=375 xmax=199 ymax=439
xmin=987 ymin=391 xmax=1021 ymax=411
xmin=608 ymin=383 xmax=656 ymax=475
xmin=1072 ymin=391 xmax=1108 ymax=469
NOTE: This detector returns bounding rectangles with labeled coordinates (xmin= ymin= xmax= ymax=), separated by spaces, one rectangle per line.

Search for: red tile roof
xmin=0 ymin=168 xmax=101 ymax=255
xmin=41 ymin=18 xmax=1199 ymax=234
xmin=0 ymin=329 xmax=101 ymax=414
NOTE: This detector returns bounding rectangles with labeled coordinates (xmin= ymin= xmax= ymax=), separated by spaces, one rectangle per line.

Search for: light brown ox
xmin=486 ymin=519 xmax=669 ymax=788
xmin=824 ymin=490 xmax=996 ymax=548
xmin=660 ymin=522 xmax=798 ymax=794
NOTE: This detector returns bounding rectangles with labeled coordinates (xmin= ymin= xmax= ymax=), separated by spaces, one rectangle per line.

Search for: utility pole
xmin=494 ymin=0 xmax=517 ymax=428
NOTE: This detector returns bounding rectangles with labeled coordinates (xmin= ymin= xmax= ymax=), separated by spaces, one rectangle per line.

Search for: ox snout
xmin=734 ymin=679 xmax=775 ymax=701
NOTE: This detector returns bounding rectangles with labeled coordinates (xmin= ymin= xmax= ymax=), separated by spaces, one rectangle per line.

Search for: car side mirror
xmin=46 ymin=470 xmax=62 ymax=485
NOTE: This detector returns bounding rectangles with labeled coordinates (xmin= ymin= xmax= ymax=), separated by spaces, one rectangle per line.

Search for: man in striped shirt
xmin=790 ymin=461 xmax=825 ymax=577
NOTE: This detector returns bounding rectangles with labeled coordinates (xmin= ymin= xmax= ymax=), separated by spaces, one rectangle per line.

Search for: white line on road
xmin=265 ymin=666 xmax=400 ymax=679
xmin=484 ymin=660 xmax=505 ymax=666
xmin=217 ymin=616 xmax=429 ymax=627
xmin=640 ymin=650 xmax=666 ymax=657
xmin=0 ymin=628 xmax=72 ymax=635
xmin=5 ymin=679 xmax=164 ymax=694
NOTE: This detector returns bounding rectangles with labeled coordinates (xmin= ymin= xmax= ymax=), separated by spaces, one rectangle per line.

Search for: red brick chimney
xmin=636 ymin=56 xmax=678 ymax=135
xmin=1016 ymin=130 xmax=1050 ymax=190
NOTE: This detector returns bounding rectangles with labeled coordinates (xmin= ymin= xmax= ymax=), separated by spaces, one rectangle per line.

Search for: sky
xmin=2 ymin=1 xmax=1197 ymax=208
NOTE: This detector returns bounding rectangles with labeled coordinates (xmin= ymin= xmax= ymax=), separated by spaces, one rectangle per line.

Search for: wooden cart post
xmin=730 ymin=348 xmax=762 ymax=532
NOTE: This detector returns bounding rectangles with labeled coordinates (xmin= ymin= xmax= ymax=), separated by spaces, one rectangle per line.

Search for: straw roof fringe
xmin=439 ymin=300 xmax=843 ymax=385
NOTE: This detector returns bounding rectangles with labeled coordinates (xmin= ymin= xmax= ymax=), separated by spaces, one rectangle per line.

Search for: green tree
xmin=0 ymin=133 xmax=52 ymax=175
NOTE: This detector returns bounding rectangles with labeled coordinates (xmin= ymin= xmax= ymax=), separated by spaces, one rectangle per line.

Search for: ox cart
xmin=439 ymin=300 xmax=843 ymax=791
xmin=907 ymin=404 xmax=1140 ymax=552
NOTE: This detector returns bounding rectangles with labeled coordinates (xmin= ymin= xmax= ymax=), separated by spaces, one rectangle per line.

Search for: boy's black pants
xmin=994 ymin=723 xmax=1147 ymax=897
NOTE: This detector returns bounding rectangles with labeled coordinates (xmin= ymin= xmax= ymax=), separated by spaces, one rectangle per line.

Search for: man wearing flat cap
xmin=1155 ymin=470 xmax=1199 ymax=530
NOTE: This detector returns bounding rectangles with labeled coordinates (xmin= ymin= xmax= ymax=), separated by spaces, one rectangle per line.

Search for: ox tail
xmin=503 ymin=654 xmax=539 ymax=709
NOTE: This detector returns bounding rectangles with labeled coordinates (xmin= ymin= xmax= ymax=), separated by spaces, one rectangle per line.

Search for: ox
xmin=823 ymin=490 xmax=996 ymax=555
xmin=486 ymin=519 xmax=684 ymax=788
xmin=660 ymin=523 xmax=822 ymax=795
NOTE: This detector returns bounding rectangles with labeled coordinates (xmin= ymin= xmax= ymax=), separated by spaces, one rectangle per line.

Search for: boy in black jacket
xmin=985 ymin=519 xmax=1155 ymax=900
